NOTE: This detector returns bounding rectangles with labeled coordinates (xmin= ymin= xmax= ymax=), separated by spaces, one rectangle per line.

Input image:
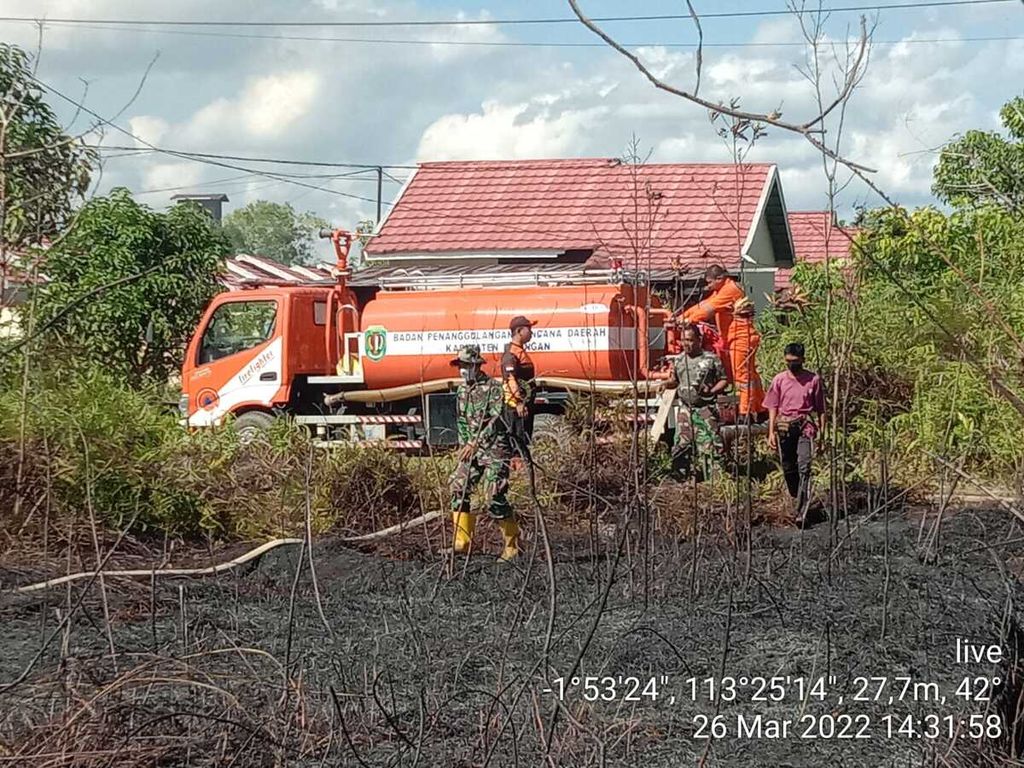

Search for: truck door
xmin=186 ymin=299 xmax=283 ymax=426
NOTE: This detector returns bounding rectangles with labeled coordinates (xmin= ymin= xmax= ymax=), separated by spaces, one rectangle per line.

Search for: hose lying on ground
xmin=6 ymin=510 xmax=444 ymax=596
xmin=340 ymin=510 xmax=441 ymax=542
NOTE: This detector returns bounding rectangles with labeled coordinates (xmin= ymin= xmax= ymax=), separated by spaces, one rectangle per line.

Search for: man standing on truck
xmin=449 ymin=345 xmax=519 ymax=561
xmin=669 ymin=325 xmax=729 ymax=479
xmin=682 ymin=264 xmax=747 ymax=380
xmin=502 ymin=316 xmax=537 ymax=457
xmin=725 ymin=297 xmax=765 ymax=421
xmin=764 ymin=342 xmax=826 ymax=526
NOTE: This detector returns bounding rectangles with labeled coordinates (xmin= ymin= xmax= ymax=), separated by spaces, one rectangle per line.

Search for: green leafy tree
xmin=762 ymin=95 xmax=1024 ymax=482
xmin=933 ymin=96 xmax=1024 ymax=214
xmin=221 ymin=200 xmax=330 ymax=265
xmin=0 ymin=43 xmax=95 ymax=249
xmin=763 ymin=203 xmax=1024 ymax=479
xmin=32 ymin=189 xmax=229 ymax=385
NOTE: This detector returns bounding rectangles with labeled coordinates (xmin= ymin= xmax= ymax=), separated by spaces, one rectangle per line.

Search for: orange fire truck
xmin=180 ymin=229 xmax=683 ymax=447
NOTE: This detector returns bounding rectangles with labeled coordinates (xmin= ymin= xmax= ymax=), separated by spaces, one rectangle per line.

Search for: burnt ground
xmin=3 ymin=504 xmax=1024 ymax=767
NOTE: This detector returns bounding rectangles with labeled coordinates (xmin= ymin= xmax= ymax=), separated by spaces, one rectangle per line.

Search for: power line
xmin=0 ymin=0 xmax=1013 ymax=28
xmin=32 ymin=76 xmax=577 ymax=240
xmin=97 ymin=144 xmax=416 ymax=170
xmin=125 ymin=170 xmax=407 ymax=197
xmin=37 ymin=76 xmax=569 ymax=240
xmin=32 ymin=77 xmax=389 ymax=208
xmin=8 ymin=19 xmax=1022 ymax=49
xmin=131 ymin=172 xmax=256 ymax=194
xmin=132 ymin=174 xmax=283 ymax=197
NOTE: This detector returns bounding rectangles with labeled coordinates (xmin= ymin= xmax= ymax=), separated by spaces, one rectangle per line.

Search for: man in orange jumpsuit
xmin=725 ymin=297 xmax=765 ymax=421
xmin=681 ymin=264 xmax=747 ymax=380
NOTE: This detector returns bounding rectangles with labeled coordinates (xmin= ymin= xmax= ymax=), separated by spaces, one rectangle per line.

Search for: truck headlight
xmin=178 ymin=393 xmax=189 ymax=417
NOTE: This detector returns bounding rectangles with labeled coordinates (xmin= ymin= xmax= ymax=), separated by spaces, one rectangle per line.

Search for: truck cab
xmin=181 ymin=286 xmax=339 ymax=427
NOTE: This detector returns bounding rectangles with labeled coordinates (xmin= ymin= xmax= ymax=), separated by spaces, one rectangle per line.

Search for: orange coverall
xmin=682 ymin=278 xmax=746 ymax=379
xmin=725 ymin=314 xmax=765 ymax=416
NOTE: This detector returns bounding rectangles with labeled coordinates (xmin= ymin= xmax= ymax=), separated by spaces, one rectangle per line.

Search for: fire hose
xmin=7 ymin=510 xmax=444 ymax=596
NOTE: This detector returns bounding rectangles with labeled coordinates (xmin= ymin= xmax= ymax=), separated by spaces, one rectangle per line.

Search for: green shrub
xmin=0 ymin=366 xmax=207 ymax=535
xmin=0 ymin=366 xmax=434 ymax=541
xmin=313 ymin=445 xmax=421 ymax=535
xmin=759 ymin=206 xmax=1024 ymax=485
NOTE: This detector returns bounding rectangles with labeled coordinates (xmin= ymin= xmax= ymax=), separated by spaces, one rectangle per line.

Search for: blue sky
xmin=2 ymin=0 xmax=1022 ymax=233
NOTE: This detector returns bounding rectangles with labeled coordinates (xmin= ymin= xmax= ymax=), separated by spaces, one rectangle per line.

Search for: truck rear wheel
xmin=233 ymin=411 xmax=275 ymax=444
xmin=531 ymin=413 xmax=574 ymax=447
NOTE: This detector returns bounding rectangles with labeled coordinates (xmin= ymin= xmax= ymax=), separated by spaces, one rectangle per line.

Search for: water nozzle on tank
xmin=319 ymin=228 xmax=354 ymax=283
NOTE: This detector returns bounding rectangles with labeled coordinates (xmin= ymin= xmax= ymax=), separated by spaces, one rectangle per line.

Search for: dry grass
xmin=3 ymin=650 xmax=332 ymax=767
xmin=314 ymin=446 xmax=422 ymax=537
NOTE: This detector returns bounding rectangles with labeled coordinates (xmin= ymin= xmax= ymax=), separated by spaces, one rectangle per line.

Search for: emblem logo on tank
xmin=579 ymin=303 xmax=609 ymax=314
xmin=364 ymin=326 xmax=388 ymax=361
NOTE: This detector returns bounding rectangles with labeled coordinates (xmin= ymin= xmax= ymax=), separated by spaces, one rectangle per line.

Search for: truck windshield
xmin=198 ymin=300 xmax=277 ymax=364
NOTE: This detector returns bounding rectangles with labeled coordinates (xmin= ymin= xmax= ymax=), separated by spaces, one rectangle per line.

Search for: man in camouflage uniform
xmin=448 ymin=345 xmax=519 ymax=560
xmin=669 ymin=325 xmax=729 ymax=479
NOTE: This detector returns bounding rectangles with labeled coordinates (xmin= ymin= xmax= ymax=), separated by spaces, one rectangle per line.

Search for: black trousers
xmin=504 ymin=406 xmax=533 ymax=456
xmin=779 ymin=424 xmax=813 ymax=513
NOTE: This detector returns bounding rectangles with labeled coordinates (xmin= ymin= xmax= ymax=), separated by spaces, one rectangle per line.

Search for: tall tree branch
xmin=685 ymin=0 xmax=704 ymax=97
xmin=0 ymin=263 xmax=162 ymax=359
xmin=566 ymin=0 xmax=877 ymax=173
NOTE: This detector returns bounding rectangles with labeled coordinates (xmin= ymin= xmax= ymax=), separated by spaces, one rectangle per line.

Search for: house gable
xmin=741 ymin=169 xmax=795 ymax=268
xmin=366 ymin=159 xmax=795 ymax=273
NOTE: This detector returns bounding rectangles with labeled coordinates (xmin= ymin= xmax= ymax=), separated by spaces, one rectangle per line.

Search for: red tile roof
xmin=776 ymin=211 xmax=855 ymax=289
xmin=368 ymin=159 xmax=780 ymax=270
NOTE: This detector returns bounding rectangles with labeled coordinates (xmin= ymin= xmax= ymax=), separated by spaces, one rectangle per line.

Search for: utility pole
xmin=376 ymin=166 xmax=383 ymax=224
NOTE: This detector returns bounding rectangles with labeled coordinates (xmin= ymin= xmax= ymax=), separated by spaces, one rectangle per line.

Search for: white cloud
xmin=142 ymin=162 xmax=202 ymax=192
xmin=312 ymin=0 xmax=388 ymax=12
xmin=656 ymin=135 xmax=694 ymax=159
xmin=2 ymin=0 xmax=238 ymax=51
xmin=706 ymin=55 xmax=780 ymax=89
xmin=184 ymin=71 xmax=320 ymax=143
xmin=417 ymin=99 xmax=610 ymax=160
xmin=413 ymin=18 xmax=1024 ymax=214
xmin=1007 ymin=39 xmax=1024 ymax=71
xmin=15 ymin=0 xmax=1023 ymax=222
xmin=128 ymin=116 xmax=170 ymax=147
xmin=242 ymin=71 xmax=320 ymax=137
xmin=751 ymin=18 xmax=802 ymax=45
xmin=634 ymin=46 xmax=695 ymax=82
xmin=423 ymin=17 xmax=506 ymax=63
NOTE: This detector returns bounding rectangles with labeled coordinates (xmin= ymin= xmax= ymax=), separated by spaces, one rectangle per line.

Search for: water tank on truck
xmin=332 ymin=274 xmax=672 ymax=448
xmin=357 ymin=282 xmax=669 ymax=390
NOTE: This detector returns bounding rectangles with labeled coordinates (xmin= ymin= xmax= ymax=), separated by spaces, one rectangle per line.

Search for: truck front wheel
xmin=233 ymin=411 xmax=275 ymax=444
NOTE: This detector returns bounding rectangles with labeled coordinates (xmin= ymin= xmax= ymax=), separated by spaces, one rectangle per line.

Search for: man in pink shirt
xmin=763 ymin=342 xmax=826 ymax=525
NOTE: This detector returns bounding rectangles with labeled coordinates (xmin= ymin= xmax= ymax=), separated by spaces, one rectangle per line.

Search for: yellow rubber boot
xmin=452 ymin=511 xmax=476 ymax=554
xmin=497 ymin=518 xmax=520 ymax=561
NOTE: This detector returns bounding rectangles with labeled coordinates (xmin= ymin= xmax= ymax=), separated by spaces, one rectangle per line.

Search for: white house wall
xmin=738 ymin=213 xmax=778 ymax=312
xmin=737 ymin=269 xmax=777 ymax=313
xmin=745 ymin=213 xmax=776 ymax=267
xmin=367 ymin=250 xmax=561 ymax=266
xmin=0 ymin=306 xmax=21 ymax=340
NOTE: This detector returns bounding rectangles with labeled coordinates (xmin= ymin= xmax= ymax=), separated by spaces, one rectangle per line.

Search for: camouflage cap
xmin=450 ymin=344 xmax=486 ymax=367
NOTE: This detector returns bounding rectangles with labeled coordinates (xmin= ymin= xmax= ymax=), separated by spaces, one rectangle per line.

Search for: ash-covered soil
xmin=2 ymin=506 xmax=1024 ymax=767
